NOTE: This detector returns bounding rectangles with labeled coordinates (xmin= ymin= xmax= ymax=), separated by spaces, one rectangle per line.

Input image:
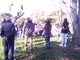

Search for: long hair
xmin=63 ymin=18 xmax=69 ymax=28
xmin=45 ymin=20 xmax=51 ymax=26
xmin=44 ymin=20 xmax=51 ymax=30
xmin=63 ymin=18 xmax=68 ymax=24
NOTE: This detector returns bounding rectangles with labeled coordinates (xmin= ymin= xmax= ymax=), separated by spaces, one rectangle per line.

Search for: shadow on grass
xmin=15 ymin=42 xmax=71 ymax=60
xmin=0 ymin=57 xmax=3 ymax=60
xmin=0 ymin=35 xmax=80 ymax=60
xmin=14 ymin=38 xmax=79 ymax=60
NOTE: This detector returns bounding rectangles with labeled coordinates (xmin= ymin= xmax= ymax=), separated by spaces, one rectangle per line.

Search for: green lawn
xmin=0 ymin=36 xmax=80 ymax=60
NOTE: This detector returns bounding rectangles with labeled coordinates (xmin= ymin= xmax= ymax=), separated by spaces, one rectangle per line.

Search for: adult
xmin=43 ymin=20 xmax=52 ymax=49
xmin=24 ymin=17 xmax=35 ymax=51
xmin=59 ymin=18 xmax=69 ymax=47
xmin=0 ymin=16 xmax=16 ymax=60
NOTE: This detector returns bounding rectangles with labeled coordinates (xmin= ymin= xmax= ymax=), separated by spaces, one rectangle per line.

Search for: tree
xmin=71 ymin=0 xmax=80 ymax=46
xmin=49 ymin=10 xmax=66 ymax=24
xmin=0 ymin=13 xmax=12 ymax=19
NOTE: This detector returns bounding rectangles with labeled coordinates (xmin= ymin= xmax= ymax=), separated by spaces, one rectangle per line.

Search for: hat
xmin=6 ymin=16 xmax=11 ymax=21
xmin=26 ymin=17 xmax=31 ymax=20
xmin=26 ymin=17 xmax=32 ymax=23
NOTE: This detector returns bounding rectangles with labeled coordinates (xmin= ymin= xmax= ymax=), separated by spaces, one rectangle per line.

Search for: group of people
xmin=0 ymin=16 xmax=70 ymax=60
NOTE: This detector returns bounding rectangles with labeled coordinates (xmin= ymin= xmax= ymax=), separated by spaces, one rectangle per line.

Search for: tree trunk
xmin=72 ymin=0 xmax=80 ymax=46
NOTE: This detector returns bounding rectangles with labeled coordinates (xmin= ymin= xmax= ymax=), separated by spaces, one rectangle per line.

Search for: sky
xmin=0 ymin=0 xmax=70 ymax=17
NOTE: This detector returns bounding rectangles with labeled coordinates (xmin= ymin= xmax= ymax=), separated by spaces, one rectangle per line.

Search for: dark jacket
xmin=1 ymin=21 xmax=16 ymax=40
xmin=61 ymin=19 xmax=69 ymax=33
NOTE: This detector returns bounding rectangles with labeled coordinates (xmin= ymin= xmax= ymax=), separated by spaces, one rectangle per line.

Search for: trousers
xmin=44 ymin=35 xmax=50 ymax=48
xmin=3 ymin=39 xmax=14 ymax=60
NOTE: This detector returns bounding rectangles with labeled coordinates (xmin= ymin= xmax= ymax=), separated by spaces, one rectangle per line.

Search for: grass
xmin=0 ymin=36 xmax=80 ymax=60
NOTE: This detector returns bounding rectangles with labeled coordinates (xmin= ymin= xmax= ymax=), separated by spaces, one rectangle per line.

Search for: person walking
xmin=59 ymin=18 xmax=69 ymax=47
xmin=0 ymin=16 xmax=16 ymax=60
xmin=43 ymin=20 xmax=52 ymax=49
xmin=24 ymin=17 xmax=35 ymax=51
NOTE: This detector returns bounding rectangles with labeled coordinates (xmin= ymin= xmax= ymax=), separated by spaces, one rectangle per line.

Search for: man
xmin=1 ymin=16 xmax=16 ymax=60
xmin=24 ymin=17 xmax=35 ymax=51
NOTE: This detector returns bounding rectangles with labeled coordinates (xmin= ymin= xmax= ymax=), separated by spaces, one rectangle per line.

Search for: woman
xmin=59 ymin=18 xmax=69 ymax=47
xmin=43 ymin=20 xmax=52 ymax=49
